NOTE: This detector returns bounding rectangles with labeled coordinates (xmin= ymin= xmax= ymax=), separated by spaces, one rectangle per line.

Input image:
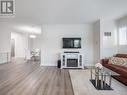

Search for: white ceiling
xmin=1 ymin=0 xmax=127 ymax=24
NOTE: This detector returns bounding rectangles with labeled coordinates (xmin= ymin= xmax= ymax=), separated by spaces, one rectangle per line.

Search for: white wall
xmin=116 ymin=16 xmax=127 ymax=54
xmin=0 ymin=23 xmax=11 ymax=64
xmin=117 ymin=15 xmax=127 ymax=27
xmin=0 ymin=23 xmax=11 ymax=53
xmin=11 ymin=32 xmax=28 ymax=58
xmin=93 ymin=21 xmax=100 ymax=63
xmin=100 ymin=19 xmax=118 ymax=58
xmin=28 ymin=38 xmax=33 ymax=51
xmin=100 ymin=16 xmax=127 ymax=57
xmin=33 ymin=24 xmax=94 ymax=66
xmin=93 ymin=19 xmax=118 ymax=63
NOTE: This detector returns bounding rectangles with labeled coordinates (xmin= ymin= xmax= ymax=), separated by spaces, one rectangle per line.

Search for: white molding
xmin=40 ymin=63 xmax=57 ymax=66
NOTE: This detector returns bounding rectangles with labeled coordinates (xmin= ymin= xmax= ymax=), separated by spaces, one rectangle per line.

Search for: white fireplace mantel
xmin=61 ymin=52 xmax=84 ymax=69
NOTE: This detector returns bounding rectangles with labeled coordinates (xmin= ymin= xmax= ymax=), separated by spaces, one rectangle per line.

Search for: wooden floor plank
xmin=0 ymin=59 xmax=74 ymax=95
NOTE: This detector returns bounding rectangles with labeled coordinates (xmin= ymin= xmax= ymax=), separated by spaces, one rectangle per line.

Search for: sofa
xmin=101 ymin=54 xmax=127 ymax=86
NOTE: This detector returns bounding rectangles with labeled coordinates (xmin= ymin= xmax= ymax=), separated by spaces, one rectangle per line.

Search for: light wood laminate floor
xmin=0 ymin=59 xmax=74 ymax=95
xmin=69 ymin=70 xmax=127 ymax=95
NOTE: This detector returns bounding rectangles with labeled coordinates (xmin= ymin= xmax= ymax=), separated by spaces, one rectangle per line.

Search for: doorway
xmin=11 ymin=39 xmax=15 ymax=58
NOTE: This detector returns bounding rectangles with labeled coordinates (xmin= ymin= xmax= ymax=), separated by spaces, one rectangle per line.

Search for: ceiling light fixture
xmin=29 ymin=35 xmax=36 ymax=39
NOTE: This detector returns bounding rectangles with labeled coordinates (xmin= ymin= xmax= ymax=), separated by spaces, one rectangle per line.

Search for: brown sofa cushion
xmin=104 ymin=64 xmax=127 ymax=78
xmin=115 ymin=54 xmax=127 ymax=58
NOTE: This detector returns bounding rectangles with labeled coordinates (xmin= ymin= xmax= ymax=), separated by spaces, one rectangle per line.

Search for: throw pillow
xmin=108 ymin=57 xmax=127 ymax=66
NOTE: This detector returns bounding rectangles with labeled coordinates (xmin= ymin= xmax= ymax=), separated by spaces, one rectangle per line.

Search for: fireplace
xmin=67 ymin=59 xmax=78 ymax=67
xmin=61 ymin=52 xmax=83 ymax=69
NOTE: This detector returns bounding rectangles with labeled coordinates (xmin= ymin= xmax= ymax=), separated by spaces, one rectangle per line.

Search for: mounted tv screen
xmin=63 ymin=38 xmax=81 ymax=48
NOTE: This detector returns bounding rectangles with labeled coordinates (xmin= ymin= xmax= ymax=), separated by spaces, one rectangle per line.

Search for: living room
xmin=0 ymin=0 xmax=127 ymax=95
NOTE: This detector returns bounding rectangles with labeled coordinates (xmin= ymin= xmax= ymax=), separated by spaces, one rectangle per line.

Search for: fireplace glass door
xmin=67 ymin=59 xmax=78 ymax=67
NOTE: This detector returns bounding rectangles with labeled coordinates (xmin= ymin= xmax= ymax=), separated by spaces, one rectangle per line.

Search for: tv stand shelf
xmin=64 ymin=51 xmax=79 ymax=53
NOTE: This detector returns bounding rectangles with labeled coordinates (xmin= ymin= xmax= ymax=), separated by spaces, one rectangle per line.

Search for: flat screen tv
xmin=63 ymin=38 xmax=81 ymax=48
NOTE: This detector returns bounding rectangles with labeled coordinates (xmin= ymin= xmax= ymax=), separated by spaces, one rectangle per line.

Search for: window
xmin=119 ymin=27 xmax=127 ymax=45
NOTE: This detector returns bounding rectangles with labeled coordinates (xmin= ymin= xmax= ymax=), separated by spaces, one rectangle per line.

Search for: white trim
xmin=40 ymin=63 xmax=57 ymax=66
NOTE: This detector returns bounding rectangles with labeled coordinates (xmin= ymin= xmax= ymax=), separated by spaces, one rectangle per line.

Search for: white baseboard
xmin=40 ymin=63 xmax=57 ymax=66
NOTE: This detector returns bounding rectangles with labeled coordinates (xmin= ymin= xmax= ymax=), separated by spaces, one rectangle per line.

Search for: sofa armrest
xmin=101 ymin=59 xmax=109 ymax=66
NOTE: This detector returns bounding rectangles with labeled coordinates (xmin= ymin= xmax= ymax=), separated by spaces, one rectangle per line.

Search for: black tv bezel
xmin=62 ymin=38 xmax=81 ymax=49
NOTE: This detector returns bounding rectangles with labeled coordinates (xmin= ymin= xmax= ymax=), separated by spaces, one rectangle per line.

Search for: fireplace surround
xmin=61 ymin=52 xmax=83 ymax=69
